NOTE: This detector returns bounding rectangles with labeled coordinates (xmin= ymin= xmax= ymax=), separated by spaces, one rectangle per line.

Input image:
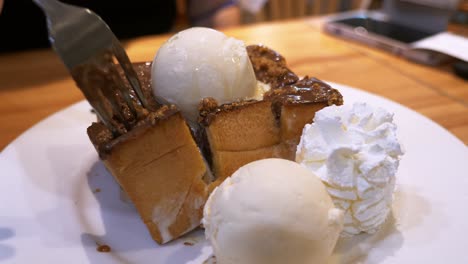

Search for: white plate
xmin=1 ymin=83 xmax=467 ymax=264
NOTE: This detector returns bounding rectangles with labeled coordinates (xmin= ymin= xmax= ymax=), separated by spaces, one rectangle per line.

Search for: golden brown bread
xmin=199 ymin=46 xmax=343 ymax=184
xmin=88 ymin=105 xmax=208 ymax=244
xmin=86 ymin=45 xmax=343 ymax=244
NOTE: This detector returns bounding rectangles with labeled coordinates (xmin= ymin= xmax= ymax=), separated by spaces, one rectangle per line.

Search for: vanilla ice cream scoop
xmin=151 ymin=27 xmax=257 ymax=123
xmin=296 ymin=102 xmax=404 ymax=236
xmin=203 ymin=158 xmax=344 ymax=264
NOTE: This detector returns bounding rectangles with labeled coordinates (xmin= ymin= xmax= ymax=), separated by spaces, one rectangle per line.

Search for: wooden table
xmin=1 ymin=19 xmax=467 ymax=151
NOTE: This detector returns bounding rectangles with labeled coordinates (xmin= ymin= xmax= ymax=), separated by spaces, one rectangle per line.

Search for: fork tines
xmin=33 ymin=0 xmax=154 ymax=136
xmin=70 ymin=43 xmax=153 ymax=135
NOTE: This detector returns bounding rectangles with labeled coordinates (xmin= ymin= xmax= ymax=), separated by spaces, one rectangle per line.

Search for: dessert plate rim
xmin=1 ymin=82 xmax=467 ymax=263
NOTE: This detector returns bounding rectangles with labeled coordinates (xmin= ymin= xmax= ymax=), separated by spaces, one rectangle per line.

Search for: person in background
xmin=187 ymin=0 xmax=240 ymax=28
xmin=0 ymin=0 xmax=241 ymax=53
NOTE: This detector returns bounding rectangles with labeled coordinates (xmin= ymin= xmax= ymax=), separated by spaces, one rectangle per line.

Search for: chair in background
xmin=242 ymin=0 xmax=368 ymax=24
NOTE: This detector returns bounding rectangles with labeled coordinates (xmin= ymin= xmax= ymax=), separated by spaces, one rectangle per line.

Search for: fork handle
xmin=33 ymin=0 xmax=60 ymax=12
xmin=33 ymin=0 xmax=72 ymax=21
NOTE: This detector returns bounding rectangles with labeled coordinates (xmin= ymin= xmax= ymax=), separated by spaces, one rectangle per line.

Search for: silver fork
xmin=33 ymin=0 xmax=151 ymax=135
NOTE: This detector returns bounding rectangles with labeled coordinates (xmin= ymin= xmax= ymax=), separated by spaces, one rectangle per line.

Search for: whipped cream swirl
xmin=296 ymin=102 xmax=404 ymax=236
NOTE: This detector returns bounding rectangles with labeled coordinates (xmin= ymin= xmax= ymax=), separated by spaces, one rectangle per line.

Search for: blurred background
xmin=0 ymin=0 xmax=380 ymax=53
xmin=0 ymin=0 xmax=466 ymax=55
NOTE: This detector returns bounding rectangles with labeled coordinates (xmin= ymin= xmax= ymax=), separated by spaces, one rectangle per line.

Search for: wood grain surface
xmin=0 ymin=19 xmax=467 ymax=151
